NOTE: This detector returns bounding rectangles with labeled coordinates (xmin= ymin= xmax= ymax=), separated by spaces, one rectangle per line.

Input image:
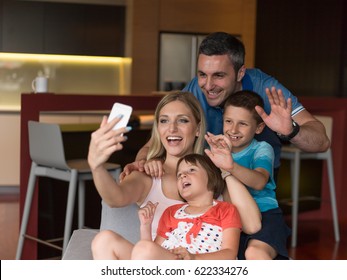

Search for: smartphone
xmin=108 ymin=102 xmax=133 ymax=130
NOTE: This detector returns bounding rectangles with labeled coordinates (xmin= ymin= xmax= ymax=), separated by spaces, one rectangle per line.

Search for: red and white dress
xmin=156 ymin=200 xmax=241 ymax=254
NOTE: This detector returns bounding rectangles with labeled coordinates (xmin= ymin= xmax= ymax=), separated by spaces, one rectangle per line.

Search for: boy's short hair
xmin=176 ymin=154 xmax=225 ymax=199
xmin=224 ymin=90 xmax=264 ymax=124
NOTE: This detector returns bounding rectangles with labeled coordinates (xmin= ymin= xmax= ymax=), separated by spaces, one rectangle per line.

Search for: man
xmin=122 ymin=32 xmax=329 ymax=180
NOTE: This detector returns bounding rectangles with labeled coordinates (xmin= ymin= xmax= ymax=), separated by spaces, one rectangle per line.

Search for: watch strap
xmin=277 ymin=120 xmax=300 ymax=141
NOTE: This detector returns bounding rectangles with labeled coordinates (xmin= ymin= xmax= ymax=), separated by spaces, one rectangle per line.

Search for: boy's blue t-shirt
xmin=183 ymin=68 xmax=305 ymax=169
xmin=232 ymin=139 xmax=278 ymax=212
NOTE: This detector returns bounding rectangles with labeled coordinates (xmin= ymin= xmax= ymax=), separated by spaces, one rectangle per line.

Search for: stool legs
xmin=77 ymin=167 xmax=120 ymax=230
xmin=16 ymin=162 xmax=38 ymax=260
xmin=62 ymin=170 xmax=78 ymax=253
xmin=78 ymin=179 xmax=85 ymax=229
xmin=327 ymin=151 xmax=340 ymax=242
xmin=288 ymin=149 xmax=340 ymax=248
xmin=290 ymin=151 xmax=300 ymax=248
xmin=17 ymin=165 xmax=122 ymax=258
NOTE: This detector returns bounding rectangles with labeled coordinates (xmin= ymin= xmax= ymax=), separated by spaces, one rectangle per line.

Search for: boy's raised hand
xmin=204 ymin=132 xmax=234 ymax=171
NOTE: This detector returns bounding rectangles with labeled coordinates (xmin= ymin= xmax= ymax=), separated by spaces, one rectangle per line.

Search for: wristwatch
xmin=277 ymin=120 xmax=300 ymax=142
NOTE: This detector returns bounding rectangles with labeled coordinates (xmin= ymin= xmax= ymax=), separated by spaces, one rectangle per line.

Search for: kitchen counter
xmin=0 ymin=105 xmax=21 ymax=113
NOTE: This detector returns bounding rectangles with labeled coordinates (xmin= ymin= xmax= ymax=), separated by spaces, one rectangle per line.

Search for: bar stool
xmin=16 ymin=121 xmax=121 ymax=259
xmin=280 ymin=115 xmax=340 ymax=247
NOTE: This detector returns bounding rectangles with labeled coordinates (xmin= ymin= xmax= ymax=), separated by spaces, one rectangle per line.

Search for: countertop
xmin=0 ymin=105 xmax=21 ymax=113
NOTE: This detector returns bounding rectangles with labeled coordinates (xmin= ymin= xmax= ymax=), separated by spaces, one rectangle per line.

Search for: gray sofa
xmin=62 ymin=200 xmax=140 ymax=260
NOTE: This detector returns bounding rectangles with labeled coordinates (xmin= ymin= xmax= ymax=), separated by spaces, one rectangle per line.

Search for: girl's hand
xmin=138 ymin=201 xmax=158 ymax=226
xmin=171 ymin=246 xmax=194 ymax=260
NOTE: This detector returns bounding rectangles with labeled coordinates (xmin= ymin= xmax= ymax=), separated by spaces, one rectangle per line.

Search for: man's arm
xmin=291 ymin=110 xmax=330 ymax=152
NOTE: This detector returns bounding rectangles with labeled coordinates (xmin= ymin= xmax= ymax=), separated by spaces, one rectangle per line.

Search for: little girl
xmin=131 ymin=154 xmax=242 ymax=260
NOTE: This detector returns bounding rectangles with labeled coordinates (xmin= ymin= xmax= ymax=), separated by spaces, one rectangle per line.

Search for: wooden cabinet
xmin=0 ymin=0 xmax=125 ymax=56
xmin=43 ymin=3 xmax=85 ymax=55
xmin=1 ymin=1 xmax=44 ymax=53
xmin=83 ymin=5 xmax=125 ymax=56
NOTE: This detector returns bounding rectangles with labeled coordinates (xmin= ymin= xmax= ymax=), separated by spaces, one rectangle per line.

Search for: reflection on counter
xmin=0 ymin=52 xmax=132 ymax=107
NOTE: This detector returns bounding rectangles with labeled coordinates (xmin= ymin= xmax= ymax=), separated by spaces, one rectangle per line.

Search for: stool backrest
xmin=314 ymin=115 xmax=333 ymax=142
xmin=28 ymin=121 xmax=70 ymax=169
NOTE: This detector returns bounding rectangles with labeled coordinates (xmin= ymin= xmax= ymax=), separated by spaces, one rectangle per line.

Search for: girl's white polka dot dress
xmin=161 ymin=203 xmax=223 ymax=254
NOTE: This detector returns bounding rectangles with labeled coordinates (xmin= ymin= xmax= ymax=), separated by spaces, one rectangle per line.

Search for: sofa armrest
xmin=62 ymin=201 xmax=140 ymax=260
xmin=62 ymin=229 xmax=98 ymax=260
xmin=100 ymin=200 xmax=140 ymax=244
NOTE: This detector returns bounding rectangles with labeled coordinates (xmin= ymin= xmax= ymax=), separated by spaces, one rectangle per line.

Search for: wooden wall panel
xmin=158 ymin=0 xmax=256 ymax=68
xmin=129 ymin=0 xmax=160 ymax=94
xmin=255 ymin=0 xmax=343 ymax=97
xmin=130 ymin=0 xmax=257 ymax=94
xmin=159 ymin=0 xmax=244 ymax=32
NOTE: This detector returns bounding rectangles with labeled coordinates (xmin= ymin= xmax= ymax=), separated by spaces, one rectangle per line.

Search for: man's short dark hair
xmin=198 ymin=32 xmax=245 ymax=72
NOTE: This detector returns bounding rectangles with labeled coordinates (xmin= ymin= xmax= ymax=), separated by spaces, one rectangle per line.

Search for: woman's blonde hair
xmin=147 ymin=91 xmax=206 ymax=160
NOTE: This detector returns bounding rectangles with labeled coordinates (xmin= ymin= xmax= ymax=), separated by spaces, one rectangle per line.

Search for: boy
xmin=205 ymin=90 xmax=291 ymax=260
